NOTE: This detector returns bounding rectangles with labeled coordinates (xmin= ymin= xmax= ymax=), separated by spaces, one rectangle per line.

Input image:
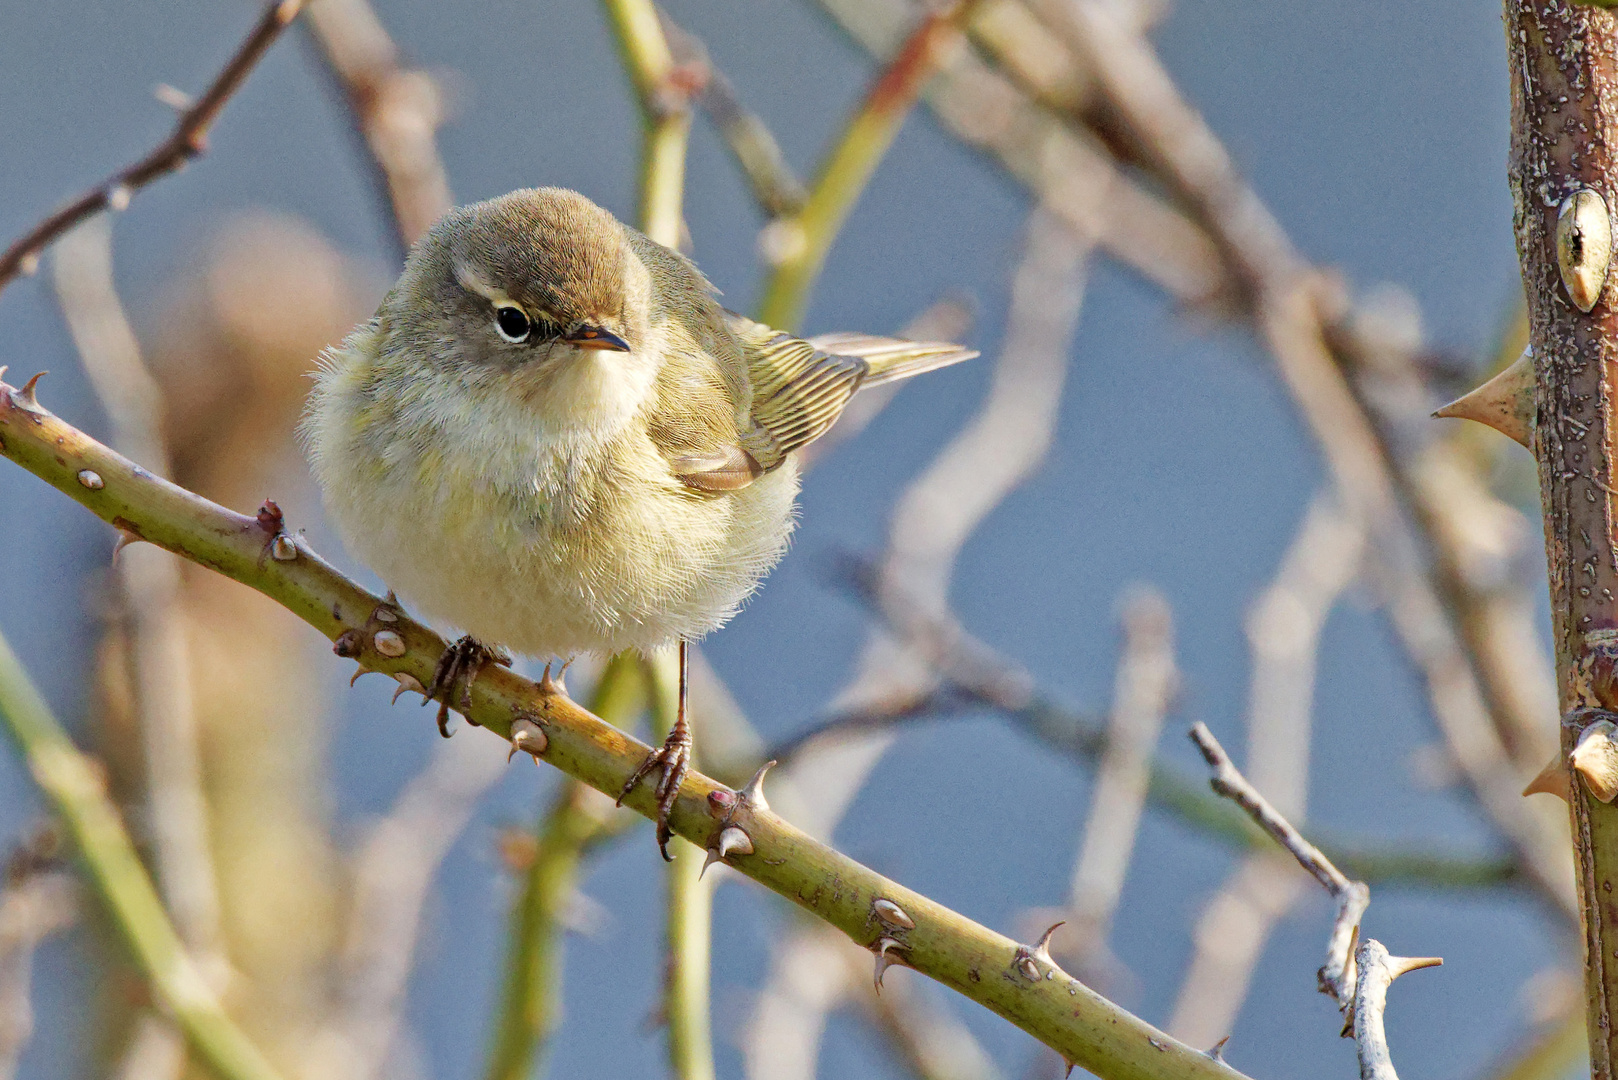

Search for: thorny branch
xmin=0 ymin=375 xmax=1253 ymax=1080
xmin=0 ymin=0 xmax=306 ymax=295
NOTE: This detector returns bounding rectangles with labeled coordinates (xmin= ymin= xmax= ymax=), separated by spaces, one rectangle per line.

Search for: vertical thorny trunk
xmin=1507 ymin=3 xmax=1618 ymax=1071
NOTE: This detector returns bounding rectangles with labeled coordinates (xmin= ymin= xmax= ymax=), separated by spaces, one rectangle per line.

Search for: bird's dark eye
xmin=494 ymin=305 xmax=531 ymax=343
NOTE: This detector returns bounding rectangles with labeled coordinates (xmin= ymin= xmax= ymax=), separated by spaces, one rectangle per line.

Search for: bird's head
xmin=383 ymin=187 xmax=643 ymax=374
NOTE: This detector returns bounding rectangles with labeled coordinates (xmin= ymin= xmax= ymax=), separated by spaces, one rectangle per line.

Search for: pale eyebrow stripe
xmin=452 ymin=263 xmax=564 ymax=324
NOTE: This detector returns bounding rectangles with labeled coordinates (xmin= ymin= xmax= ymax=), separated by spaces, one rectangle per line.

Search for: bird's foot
xmin=426 ymin=635 xmax=510 ymax=737
xmin=617 ymin=724 xmax=692 ymax=861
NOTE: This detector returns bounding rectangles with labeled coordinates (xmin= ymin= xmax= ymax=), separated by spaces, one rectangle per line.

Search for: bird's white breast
xmin=303 ymin=326 xmax=799 ymax=658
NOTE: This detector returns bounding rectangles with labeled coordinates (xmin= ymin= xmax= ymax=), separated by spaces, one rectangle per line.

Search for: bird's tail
xmin=807 ymin=331 xmax=979 ymax=387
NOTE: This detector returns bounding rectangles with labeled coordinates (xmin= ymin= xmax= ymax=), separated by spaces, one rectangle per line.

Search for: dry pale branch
xmin=0 ymin=0 xmax=306 ymax=294
xmin=318 ymin=735 xmax=506 ymax=1080
xmin=0 ymin=863 xmax=76 ymax=1080
xmin=1188 ymin=723 xmax=1370 ymax=1008
xmin=1053 ymin=588 xmax=1175 ymax=981
xmin=1351 ymin=941 xmax=1442 ymax=1080
xmin=50 ymin=220 xmax=224 ymax=982
xmin=981 ymin=0 xmax=1575 ymax=922
xmin=0 ymin=377 xmax=1252 ymax=1080
xmin=1169 ymin=492 xmax=1364 ymax=1045
xmin=305 ymin=0 xmax=454 ymax=252
xmin=812 ymin=0 xmax=1224 ymax=305
xmin=775 ymin=205 xmax=1088 ymax=844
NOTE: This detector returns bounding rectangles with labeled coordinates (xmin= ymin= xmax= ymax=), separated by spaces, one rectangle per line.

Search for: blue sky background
xmin=0 ymin=1 xmax=1556 ymax=1078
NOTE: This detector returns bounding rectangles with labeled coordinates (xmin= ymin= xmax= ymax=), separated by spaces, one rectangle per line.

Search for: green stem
xmin=647 ymin=649 xmax=715 ymax=1080
xmin=483 ymin=654 xmax=646 ymax=1080
xmin=756 ymin=3 xmax=975 ymax=330
xmin=601 ymin=0 xmax=691 ymax=250
xmin=0 ymin=630 xmax=284 ymax=1080
xmin=0 ymin=378 xmax=1252 ymax=1080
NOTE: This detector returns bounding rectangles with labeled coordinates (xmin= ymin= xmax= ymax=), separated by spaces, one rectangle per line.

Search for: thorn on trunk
xmin=1207 ymin=1036 xmax=1230 ymax=1063
xmin=1432 ymin=347 xmax=1534 ymax=449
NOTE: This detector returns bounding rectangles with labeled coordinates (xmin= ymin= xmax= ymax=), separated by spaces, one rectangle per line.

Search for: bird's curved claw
xmin=426 ymin=636 xmax=510 ymax=737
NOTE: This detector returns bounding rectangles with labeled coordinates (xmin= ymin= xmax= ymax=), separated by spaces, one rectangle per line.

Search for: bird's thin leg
xmin=426 ymin=635 xmax=510 ymax=738
xmin=617 ymin=638 xmax=693 ymax=860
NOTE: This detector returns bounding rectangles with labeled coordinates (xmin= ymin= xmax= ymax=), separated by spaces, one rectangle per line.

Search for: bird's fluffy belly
xmin=311 ymin=403 xmax=799 ymax=657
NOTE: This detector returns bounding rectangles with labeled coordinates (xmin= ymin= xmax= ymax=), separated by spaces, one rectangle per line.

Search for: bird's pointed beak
xmin=566 ymin=325 xmax=631 ymax=352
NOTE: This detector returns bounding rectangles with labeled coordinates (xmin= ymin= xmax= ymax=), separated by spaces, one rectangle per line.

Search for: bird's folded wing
xmin=680 ymin=313 xmax=978 ymax=487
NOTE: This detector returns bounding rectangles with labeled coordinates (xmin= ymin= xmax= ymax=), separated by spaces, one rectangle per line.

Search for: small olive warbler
xmin=303 ymin=187 xmax=975 ymax=853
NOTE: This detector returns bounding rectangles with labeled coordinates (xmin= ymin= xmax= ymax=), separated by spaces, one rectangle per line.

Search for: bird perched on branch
xmin=303 ymin=187 xmax=976 ymax=855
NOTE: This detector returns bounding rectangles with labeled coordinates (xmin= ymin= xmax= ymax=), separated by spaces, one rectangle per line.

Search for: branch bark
xmin=1503 ymin=2 xmax=1618 ymax=1070
xmin=0 ymin=379 xmax=1256 ymax=1080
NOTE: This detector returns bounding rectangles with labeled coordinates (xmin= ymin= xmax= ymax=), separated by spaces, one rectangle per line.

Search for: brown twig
xmin=658 ymin=11 xmax=808 ymax=220
xmin=304 ymin=0 xmax=454 ymax=252
xmin=0 ymin=0 xmax=306 ymax=296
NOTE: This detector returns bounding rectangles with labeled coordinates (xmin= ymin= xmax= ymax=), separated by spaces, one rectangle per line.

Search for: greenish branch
xmin=756 ymin=1 xmax=979 ymax=330
xmin=0 ymin=630 xmax=283 ymax=1080
xmin=483 ymin=654 xmax=646 ymax=1080
xmin=646 ymin=650 xmax=716 ymax=1080
xmin=602 ymin=0 xmax=693 ymax=249
xmin=0 ymin=374 xmax=1252 ymax=1080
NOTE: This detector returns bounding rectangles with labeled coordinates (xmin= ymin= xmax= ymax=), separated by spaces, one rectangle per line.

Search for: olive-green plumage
xmin=302 ymin=187 xmax=975 ymax=660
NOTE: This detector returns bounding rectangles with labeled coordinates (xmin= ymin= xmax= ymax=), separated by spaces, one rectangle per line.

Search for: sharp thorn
xmin=1207 ymin=1036 xmax=1231 ymax=1063
xmin=350 ymin=667 xmax=372 ymax=687
xmin=1386 ymin=954 xmax=1444 ymax=979
xmin=738 ymin=758 xmax=776 ymax=811
xmin=872 ymin=936 xmax=907 ymax=991
xmin=1523 ymin=750 xmax=1571 ymax=801
xmin=16 ymin=372 xmax=46 ymax=410
xmin=1031 ymin=920 xmax=1065 ymax=965
xmin=539 ymin=661 xmax=566 ymax=697
xmin=700 ymin=846 xmax=722 ymax=880
xmin=1433 ymin=347 xmax=1534 ymax=449
xmin=390 ymin=672 xmax=425 ymax=705
xmin=112 ymin=529 xmax=141 ymax=561
xmin=0 ymin=365 xmax=8 ymax=384
xmin=1062 ymin=1060 xmax=1075 ymax=1079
